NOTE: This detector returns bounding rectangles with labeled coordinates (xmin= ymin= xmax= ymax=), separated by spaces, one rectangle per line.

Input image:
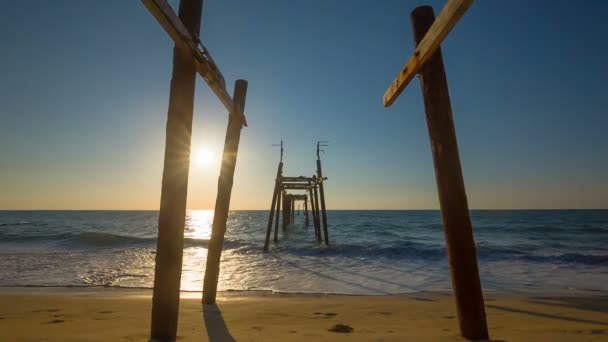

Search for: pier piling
xmin=150 ymin=0 xmax=202 ymax=339
xmin=411 ymin=5 xmax=488 ymax=340
xmin=203 ymin=79 xmax=249 ymax=305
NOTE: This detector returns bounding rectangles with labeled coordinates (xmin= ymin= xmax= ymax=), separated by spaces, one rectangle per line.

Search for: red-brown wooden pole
xmin=150 ymin=0 xmax=202 ymax=339
xmin=203 ymin=80 xmax=248 ymax=304
xmin=264 ymin=163 xmax=283 ymax=251
xmin=411 ymin=6 xmax=488 ymax=340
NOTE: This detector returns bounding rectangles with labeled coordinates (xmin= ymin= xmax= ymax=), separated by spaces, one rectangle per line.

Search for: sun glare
xmin=192 ymin=147 xmax=216 ymax=168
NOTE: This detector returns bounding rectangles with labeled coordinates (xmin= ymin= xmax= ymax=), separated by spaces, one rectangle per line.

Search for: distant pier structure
xmin=264 ymin=141 xmax=329 ymax=251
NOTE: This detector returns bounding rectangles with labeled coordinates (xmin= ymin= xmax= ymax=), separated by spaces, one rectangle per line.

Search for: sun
xmin=192 ymin=147 xmax=216 ymax=168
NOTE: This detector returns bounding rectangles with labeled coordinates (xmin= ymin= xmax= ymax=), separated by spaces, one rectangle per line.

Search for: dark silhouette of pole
xmin=308 ymin=186 xmax=318 ymax=239
xmin=203 ymin=80 xmax=249 ymax=304
xmin=150 ymin=0 xmax=202 ymax=339
xmin=264 ymin=163 xmax=283 ymax=251
xmin=304 ymin=197 xmax=310 ymax=226
xmin=411 ymin=6 xmax=488 ymax=340
xmin=317 ymin=160 xmax=329 ymax=245
xmin=274 ymin=190 xmax=281 ymax=241
xmin=312 ymin=181 xmax=322 ymax=242
xmin=282 ymin=193 xmax=291 ymax=229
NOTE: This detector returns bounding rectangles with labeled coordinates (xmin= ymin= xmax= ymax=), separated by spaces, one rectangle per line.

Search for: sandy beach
xmin=0 ymin=288 xmax=606 ymax=341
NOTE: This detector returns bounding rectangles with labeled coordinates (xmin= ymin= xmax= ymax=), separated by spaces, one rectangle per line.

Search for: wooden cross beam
xmin=142 ymin=0 xmax=248 ymax=125
xmin=382 ymin=0 xmax=473 ymax=107
xmin=281 ymin=176 xmax=316 ymax=182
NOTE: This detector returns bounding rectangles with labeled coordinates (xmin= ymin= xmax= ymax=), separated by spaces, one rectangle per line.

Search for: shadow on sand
xmin=202 ymin=303 xmax=235 ymax=342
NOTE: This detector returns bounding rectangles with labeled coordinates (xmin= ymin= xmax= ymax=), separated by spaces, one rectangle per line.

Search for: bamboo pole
xmin=264 ymin=163 xmax=283 ymax=251
xmin=202 ymin=79 xmax=248 ymax=305
xmin=411 ymin=6 xmax=488 ymax=340
xmin=150 ymin=0 xmax=202 ymax=339
xmin=274 ymin=190 xmax=281 ymax=241
xmin=317 ymin=160 xmax=329 ymax=245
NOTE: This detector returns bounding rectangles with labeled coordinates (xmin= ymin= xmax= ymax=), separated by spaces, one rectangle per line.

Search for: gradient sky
xmin=1 ymin=0 xmax=606 ymax=210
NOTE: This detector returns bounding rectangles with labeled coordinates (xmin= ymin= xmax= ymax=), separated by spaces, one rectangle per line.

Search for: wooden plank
xmin=411 ymin=6 xmax=488 ymax=339
xmin=203 ymin=79 xmax=248 ymax=304
xmin=142 ymin=0 xmax=243 ymax=123
xmin=383 ymin=0 xmax=473 ymax=107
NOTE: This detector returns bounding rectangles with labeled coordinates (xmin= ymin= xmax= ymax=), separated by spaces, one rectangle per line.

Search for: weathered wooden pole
xmin=312 ymin=181 xmax=322 ymax=242
xmin=264 ymin=163 xmax=283 ymax=251
xmin=291 ymin=199 xmax=295 ymax=222
xmin=317 ymin=160 xmax=329 ymax=245
xmin=274 ymin=190 xmax=281 ymax=241
xmin=304 ymin=197 xmax=310 ymax=226
xmin=282 ymin=194 xmax=291 ymax=228
xmin=202 ymin=79 xmax=248 ymax=305
xmin=150 ymin=0 xmax=202 ymax=339
xmin=411 ymin=6 xmax=488 ymax=340
xmin=308 ymin=186 xmax=318 ymax=238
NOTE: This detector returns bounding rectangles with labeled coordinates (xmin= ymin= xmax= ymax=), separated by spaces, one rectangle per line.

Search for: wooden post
xmin=202 ymin=79 xmax=248 ymax=305
xmin=264 ymin=163 xmax=283 ymax=251
xmin=317 ymin=160 xmax=329 ymax=245
xmin=150 ymin=0 xmax=202 ymax=340
xmin=308 ymin=186 xmax=318 ymax=238
xmin=274 ymin=190 xmax=281 ymax=241
xmin=282 ymin=194 xmax=291 ymax=229
xmin=304 ymin=197 xmax=309 ymax=226
xmin=291 ymin=199 xmax=295 ymax=222
xmin=312 ymin=181 xmax=322 ymax=242
xmin=411 ymin=6 xmax=488 ymax=340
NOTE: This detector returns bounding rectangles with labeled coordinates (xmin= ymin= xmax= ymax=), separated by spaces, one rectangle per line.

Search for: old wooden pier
xmin=264 ymin=142 xmax=329 ymax=251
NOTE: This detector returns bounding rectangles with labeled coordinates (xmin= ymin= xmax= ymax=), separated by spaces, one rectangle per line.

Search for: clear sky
xmin=1 ymin=0 xmax=606 ymax=210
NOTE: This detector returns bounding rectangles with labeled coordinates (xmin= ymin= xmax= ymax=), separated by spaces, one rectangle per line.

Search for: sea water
xmin=0 ymin=210 xmax=606 ymax=295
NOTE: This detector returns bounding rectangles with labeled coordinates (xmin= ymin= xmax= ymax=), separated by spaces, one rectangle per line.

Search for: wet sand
xmin=0 ymin=288 xmax=606 ymax=341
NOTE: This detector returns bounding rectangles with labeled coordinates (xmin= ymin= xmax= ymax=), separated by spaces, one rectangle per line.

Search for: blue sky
xmin=0 ymin=0 xmax=606 ymax=209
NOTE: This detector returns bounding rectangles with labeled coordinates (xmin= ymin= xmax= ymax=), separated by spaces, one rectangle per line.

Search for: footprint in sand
xmin=313 ymin=312 xmax=337 ymax=318
xmin=44 ymin=319 xmax=65 ymax=324
xmin=33 ymin=309 xmax=61 ymax=313
xmin=328 ymin=323 xmax=354 ymax=333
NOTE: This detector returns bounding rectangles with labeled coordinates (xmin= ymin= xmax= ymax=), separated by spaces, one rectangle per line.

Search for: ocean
xmin=0 ymin=210 xmax=606 ymax=295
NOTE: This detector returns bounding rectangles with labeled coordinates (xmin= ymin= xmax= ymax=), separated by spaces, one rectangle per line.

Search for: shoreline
xmin=1 ymin=285 xmax=605 ymax=298
xmin=1 ymin=287 xmax=607 ymax=341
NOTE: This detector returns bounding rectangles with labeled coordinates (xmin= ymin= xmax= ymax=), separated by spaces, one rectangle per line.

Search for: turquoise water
xmin=0 ymin=210 xmax=606 ymax=294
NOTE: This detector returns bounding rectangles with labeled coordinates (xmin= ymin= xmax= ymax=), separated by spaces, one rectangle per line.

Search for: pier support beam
xmin=411 ymin=6 xmax=488 ymax=340
xmin=308 ymin=186 xmax=318 ymax=238
xmin=264 ymin=163 xmax=283 ymax=251
xmin=274 ymin=190 xmax=281 ymax=241
xmin=304 ymin=198 xmax=309 ymax=226
xmin=282 ymin=193 xmax=291 ymax=229
xmin=312 ymin=181 xmax=322 ymax=242
xmin=150 ymin=0 xmax=202 ymax=339
xmin=317 ymin=160 xmax=329 ymax=245
xmin=203 ymin=79 xmax=249 ymax=305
